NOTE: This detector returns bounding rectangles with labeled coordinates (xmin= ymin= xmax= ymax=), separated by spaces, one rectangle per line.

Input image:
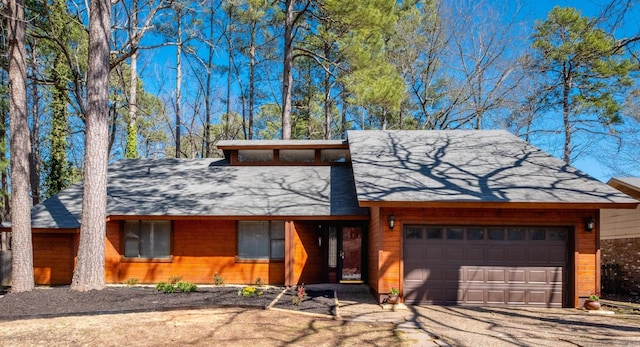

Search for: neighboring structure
xmin=2 ymin=130 xmax=637 ymax=308
xmin=601 ymin=177 xmax=640 ymax=294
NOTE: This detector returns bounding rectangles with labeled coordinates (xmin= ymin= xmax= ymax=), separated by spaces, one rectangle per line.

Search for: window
xmin=237 ymin=221 xmax=285 ymax=260
xmin=446 ymin=228 xmax=464 ymax=240
xmin=279 ymin=149 xmax=315 ymax=162
xmin=426 ymin=228 xmax=443 ymax=239
xmin=467 ymin=228 xmax=485 ymax=240
xmin=238 ymin=149 xmax=273 ymax=162
xmin=320 ymin=149 xmax=350 ymax=163
xmin=405 ymin=227 xmax=423 ymax=239
xmin=124 ymin=220 xmax=171 ymax=259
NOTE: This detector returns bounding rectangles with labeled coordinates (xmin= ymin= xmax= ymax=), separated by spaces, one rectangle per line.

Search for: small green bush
xmin=238 ymin=286 xmax=263 ymax=297
xmin=213 ymin=273 xmax=225 ymax=285
xmin=177 ymin=281 xmax=198 ymax=292
xmin=156 ymin=282 xmax=176 ymax=293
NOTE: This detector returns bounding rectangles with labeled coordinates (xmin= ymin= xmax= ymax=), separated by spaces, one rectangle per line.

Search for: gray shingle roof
xmin=27 ymin=158 xmax=367 ymax=229
xmin=347 ymin=130 xmax=637 ymax=206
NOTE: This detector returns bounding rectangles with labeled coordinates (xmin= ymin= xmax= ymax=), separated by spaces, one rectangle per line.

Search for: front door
xmin=340 ymin=227 xmax=362 ymax=282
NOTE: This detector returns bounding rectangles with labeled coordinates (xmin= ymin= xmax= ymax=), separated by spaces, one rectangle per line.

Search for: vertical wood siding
xmin=32 ymin=234 xmax=74 ymax=285
xmin=288 ymin=221 xmax=324 ymax=285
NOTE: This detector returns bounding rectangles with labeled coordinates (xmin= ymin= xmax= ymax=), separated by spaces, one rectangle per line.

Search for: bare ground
xmin=0 ymin=286 xmax=412 ymax=346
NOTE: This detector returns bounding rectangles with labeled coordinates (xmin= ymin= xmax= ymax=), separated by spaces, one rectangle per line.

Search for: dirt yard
xmin=0 ymin=307 xmax=407 ymax=346
xmin=0 ymin=286 xmax=412 ymax=346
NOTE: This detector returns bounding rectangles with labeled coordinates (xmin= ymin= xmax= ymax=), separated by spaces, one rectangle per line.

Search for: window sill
xmin=121 ymin=256 xmax=173 ymax=263
xmin=235 ymin=257 xmax=284 ymax=264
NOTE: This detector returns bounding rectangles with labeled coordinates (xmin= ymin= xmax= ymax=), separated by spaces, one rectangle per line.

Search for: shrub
xmin=238 ymin=286 xmax=263 ymax=297
xmin=292 ymin=284 xmax=306 ymax=306
xmin=213 ymin=273 xmax=225 ymax=285
xmin=254 ymin=277 xmax=264 ymax=286
xmin=177 ymin=281 xmax=198 ymax=292
xmin=156 ymin=282 xmax=175 ymax=293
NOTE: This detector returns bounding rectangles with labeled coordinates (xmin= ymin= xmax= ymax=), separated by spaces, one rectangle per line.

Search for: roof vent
xmin=147 ymin=166 xmax=151 ymax=175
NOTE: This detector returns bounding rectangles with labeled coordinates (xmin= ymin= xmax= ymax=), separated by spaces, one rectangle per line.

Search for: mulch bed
xmin=0 ymin=285 xmax=338 ymax=321
xmin=272 ymin=287 xmax=336 ymax=316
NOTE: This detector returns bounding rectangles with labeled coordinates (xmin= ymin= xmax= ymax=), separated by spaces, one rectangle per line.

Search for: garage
xmin=403 ymin=225 xmax=569 ymax=307
xmin=33 ymin=234 xmax=74 ymax=285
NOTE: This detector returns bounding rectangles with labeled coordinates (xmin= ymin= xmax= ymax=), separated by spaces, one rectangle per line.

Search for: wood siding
xmin=367 ymin=207 xmax=381 ymax=292
xmin=287 ymin=221 xmax=324 ymax=285
xmin=105 ymin=220 xmax=284 ymax=285
xmin=369 ymin=207 xmax=598 ymax=307
xmin=33 ymin=234 xmax=75 ymax=285
xmin=601 ymin=207 xmax=640 ymax=239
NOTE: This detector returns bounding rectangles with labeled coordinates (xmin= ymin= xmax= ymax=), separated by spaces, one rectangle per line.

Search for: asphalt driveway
xmin=404 ymin=305 xmax=640 ymax=346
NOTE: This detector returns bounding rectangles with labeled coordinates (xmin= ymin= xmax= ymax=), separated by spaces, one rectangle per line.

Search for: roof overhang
xmin=107 ymin=214 xmax=370 ymax=221
xmin=607 ymin=178 xmax=640 ymax=200
xmin=358 ymin=200 xmax=639 ymax=210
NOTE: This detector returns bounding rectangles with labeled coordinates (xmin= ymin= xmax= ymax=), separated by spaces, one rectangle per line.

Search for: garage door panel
xmin=404 ymin=247 xmax=425 ymax=261
xmin=487 ymin=248 xmax=506 ymax=261
xmin=487 ymin=269 xmax=505 ymax=282
xmin=404 ymin=225 xmax=568 ymax=307
xmin=508 ymin=269 xmax=526 ymax=283
xmin=466 ymin=248 xmax=484 ymax=262
xmin=528 ymin=270 xmax=549 ymax=283
xmin=446 ymin=248 xmax=464 ymax=260
xmin=466 ymin=268 xmax=484 ymax=282
xmin=425 ymin=247 xmax=444 ymax=261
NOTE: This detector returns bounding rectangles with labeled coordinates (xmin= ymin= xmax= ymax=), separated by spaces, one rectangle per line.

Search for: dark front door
xmin=340 ymin=227 xmax=362 ymax=282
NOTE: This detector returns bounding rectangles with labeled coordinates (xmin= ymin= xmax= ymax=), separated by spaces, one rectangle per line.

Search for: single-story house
xmin=601 ymin=177 xmax=640 ymax=294
xmin=3 ymin=130 xmax=637 ymax=307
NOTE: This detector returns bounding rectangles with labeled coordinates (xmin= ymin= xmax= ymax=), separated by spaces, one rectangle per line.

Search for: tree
xmin=531 ymin=6 xmax=637 ymax=164
xmin=71 ymin=0 xmax=111 ymax=291
xmin=6 ymin=0 xmax=34 ymax=292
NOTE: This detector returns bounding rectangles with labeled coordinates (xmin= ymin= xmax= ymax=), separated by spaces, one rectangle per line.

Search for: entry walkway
xmin=312 ymin=284 xmax=640 ymax=347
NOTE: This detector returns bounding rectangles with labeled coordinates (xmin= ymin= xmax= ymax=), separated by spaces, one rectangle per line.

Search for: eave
xmin=357 ymin=200 xmax=639 ymax=210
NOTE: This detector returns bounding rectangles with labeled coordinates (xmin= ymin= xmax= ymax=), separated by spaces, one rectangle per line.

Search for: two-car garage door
xmin=403 ymin=225 xmax=569 ymax=307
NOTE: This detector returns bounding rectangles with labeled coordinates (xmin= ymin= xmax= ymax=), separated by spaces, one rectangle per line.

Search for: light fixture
xmin=317 ymin=224 xmax=322 ymax=246
xmin=585 ymin=217 xmax=595 ymax=232
xmin=389 ymin=215 xmax=396 ymax=231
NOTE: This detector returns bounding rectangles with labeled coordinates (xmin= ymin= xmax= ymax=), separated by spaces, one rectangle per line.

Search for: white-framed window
xmin=124 ymin=220 xmax=172 ymax=259
xmin=237 ymin=221 xmax=285 ymax=260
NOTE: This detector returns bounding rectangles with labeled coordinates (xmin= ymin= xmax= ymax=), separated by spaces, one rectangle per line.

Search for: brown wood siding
xmin=105 ymin=221 xmax=121 ymax=283
xmin=370 ymin=207 xmax=597 ymax=307
xmin=33 ymin=234 xmax=74 ymax=285
xmin=105 ymin=220 xmax=285 ymax=285
xmin=289 ymin=221 xmax=324 ymax=285
xmin=367 ymin=207 xmax=381 ymax=295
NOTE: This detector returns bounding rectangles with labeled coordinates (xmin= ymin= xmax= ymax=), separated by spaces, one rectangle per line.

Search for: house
xmin=601 ymin=177 xmax=640 ymax=294
xmin=3 ymin=130 xmax=637 ymax=308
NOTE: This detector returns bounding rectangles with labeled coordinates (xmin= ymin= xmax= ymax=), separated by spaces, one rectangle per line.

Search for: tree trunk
xmin=324 ymin=42 xmax=332 ymax=140
xmin=225 ymin=30 xmax=233 ymax=140
xmin=71 ymin=0 xmax=110 ymax=292
xmin=175 ymin=6 xmax=182 ymax=158
xmin=29 ymin=40 xmax=41 ymax=205
xmin=281 ymin=0 xmax=295 ymax=140
xmin=7 ymin=0 xmax=35 ymax=293
xmin=125 ymin=4 xmax=138 ymax=159
xmin=248 ymin=22 xmax=256 ymax=140
xmin=562 ymin=65 xmax=572 ymax=164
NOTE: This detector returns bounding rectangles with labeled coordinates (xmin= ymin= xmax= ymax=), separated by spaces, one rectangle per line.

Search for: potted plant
xmin=387 ymin=287 xmax=400 ymax=304
xmin=583 ymin=293 xmax=601 ymax=310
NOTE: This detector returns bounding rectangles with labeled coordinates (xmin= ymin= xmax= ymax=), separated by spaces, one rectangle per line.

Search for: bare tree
xmin=6 ymin=0 xmax=35 ymax=292
xmin=71 ymin=0 xmax=111 ymax=291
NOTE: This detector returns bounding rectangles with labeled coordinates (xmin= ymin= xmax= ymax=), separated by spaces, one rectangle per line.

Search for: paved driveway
xmin=405 ymin=305 xmax=640 ymax=346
